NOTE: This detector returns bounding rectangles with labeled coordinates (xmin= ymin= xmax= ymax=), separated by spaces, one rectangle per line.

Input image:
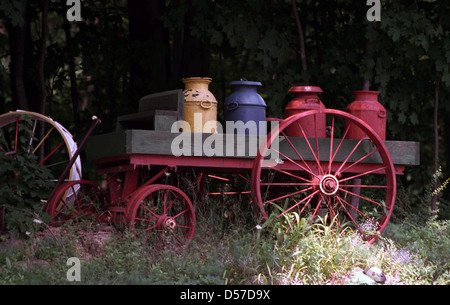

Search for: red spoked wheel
xmin=127 ymin=184 xmax=196 ymax=249
xmin=45 ymin=180 xmax=109 ymax=225
xmin=252 ymin=109 xmax=396 ymax=244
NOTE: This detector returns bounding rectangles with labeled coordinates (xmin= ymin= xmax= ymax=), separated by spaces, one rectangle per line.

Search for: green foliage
xmin=0 ymin=0 xmax=449 ymax=285
xmin=0 ymin=200 xmax=448 ymax=285
xmin=1 ymin=0 xmax=449 ymax=206
xmin=0 ymin=117 xmax=54 ymax=238
xmin=0 ymin=0 xmax=27 ymax=26
xmin=384 ymin=218 xmax=450 ymax=284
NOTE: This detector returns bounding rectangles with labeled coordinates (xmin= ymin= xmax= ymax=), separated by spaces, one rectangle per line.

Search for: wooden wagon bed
xmin=86 ymin=130 xmax=419 ymax=175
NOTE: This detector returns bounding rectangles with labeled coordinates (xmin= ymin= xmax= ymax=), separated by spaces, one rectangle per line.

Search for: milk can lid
xmin=289 ymin=86 xmax=323 ymax=93
xmin=230 ymin=79 xmax=262 ymax=87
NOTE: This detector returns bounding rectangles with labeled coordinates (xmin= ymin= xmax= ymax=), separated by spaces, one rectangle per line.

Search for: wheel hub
xmin=157 ymin=215 xmax=177 ymax=231
xmin=164 ymin=217 xmax=176 ymax=230
xmin=319 ymin=174 xmax=339 ymax=196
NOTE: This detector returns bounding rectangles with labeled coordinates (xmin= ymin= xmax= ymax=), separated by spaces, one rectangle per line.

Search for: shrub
xmin=0 ymin=118 xmax=55 ymax=238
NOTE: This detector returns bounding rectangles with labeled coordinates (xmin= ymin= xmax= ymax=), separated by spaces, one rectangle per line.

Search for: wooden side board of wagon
xmin=85 ymin=129 xmax=419 ymax=174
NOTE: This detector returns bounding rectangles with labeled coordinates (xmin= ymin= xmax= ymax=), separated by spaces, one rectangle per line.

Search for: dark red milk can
xmin=345 ymin=90 xmax=386 ymax=140
xmin=284 ymin=86 xmax=326 ymax=138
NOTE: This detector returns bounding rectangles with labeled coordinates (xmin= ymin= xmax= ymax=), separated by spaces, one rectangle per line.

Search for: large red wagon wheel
xmin=0 ymin=110 xmax=82 ymax=184
xmin=45 ymin=180 xmax=109 ymax=225
xmin=127 ymin=184 xmax=196 ymax=249
xmin=252 ymin=109 xmax=396 ymax=244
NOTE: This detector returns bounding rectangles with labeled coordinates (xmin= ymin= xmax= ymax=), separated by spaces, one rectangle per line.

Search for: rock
xmin=350 ymin=270 xmax=377 ymax=285
xmin=363 ymin=267 xmax=386 ymax=284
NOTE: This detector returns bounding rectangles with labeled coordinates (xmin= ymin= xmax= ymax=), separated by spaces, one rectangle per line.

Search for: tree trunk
xmin=180 ymin=0 xmax=210 ymax=78
xmin=128 ymin=0 xmax=171 ymax=106
xmin=63 ymin=16 xmax=80 ymax=126
xmin=38 ymin=0 xmax=49 ymax=115
xmin=291 ymin=0 xmax=307 ymax=76
xmin=6 ymin=22 xmax=28 ymax=110
xmin=431 ymin=64 xmax=440 ymax=216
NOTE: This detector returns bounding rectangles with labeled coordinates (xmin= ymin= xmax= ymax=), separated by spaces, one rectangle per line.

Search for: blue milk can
xmin=224 ymin=80 xmax=266 ymax=135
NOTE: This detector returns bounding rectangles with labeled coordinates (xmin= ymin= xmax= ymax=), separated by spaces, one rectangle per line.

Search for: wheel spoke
xmin=32 ymin=126 xmax=55 ymax=154
xmin=27 ymin=120 xmax=38 ymax=152
xmin=309 ymin=195 xmax=323 ymax=224
xmin=329 ymin=123 xmax=351 ymax=168
xmin=173 ymin=208 xmax=189 ymax=219
xmin=165 ymin=193 xmax=178 ymax=212
xmin=335 ymin=137 xmax=364 ymax=176
xmin=280 ymin=130 xmax=316 ymax=177
xmin=271 ymin=147 xmax=318 ymax=179
xmin=314 ymin=114 xmax=323 ymax=175
xmin=339 ymin=166 xmax=387 ymax=183
xmin=263 ymin=186 xmax=313 ymax=205
xmin=339 ymin=148 xmax=380 ymax=175
xmin=37 ymin=142 xmax=64 ymax=167
xmin=269 ymin=165 xmax=312 ymax=183
xmin=296 ymin=121 xmax=325 ymax=176
xmin=328 ymin=115 xmax=335 ymax=174
xmin=140 ymin=200 xmax=159 ymax=218
xmin=339 ymin=184 xmax=387 ymax=189
xmin=162 ymin=189 xmax=168 ymax=213
xmin=335 ymin=195 xmax=370 ymax=239
xmin=73 ymin=185 xmax=84 ymax=211
xmin=260 ymin=182 xmax=313 ymax=186
xmin=338 ymin=187 xmax=384 ymax=207
xmin=323 ymin=196 xmax=343 ymax=231
xmin=58 ymin=196 xmax=70 ymax=211
xmin=168 ymin=230 xmax=184 ymax=246
xmin=279 ymin=190 xmax=319 ymax=218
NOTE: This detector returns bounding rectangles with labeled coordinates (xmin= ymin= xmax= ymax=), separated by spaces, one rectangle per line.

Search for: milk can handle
xmin=226 ymin=101 xmax=239 ymax=111
xmin=305 ymin=98 xmax=320 ymax=104
xmin=200 ymin=101 xmax=213 ymax=109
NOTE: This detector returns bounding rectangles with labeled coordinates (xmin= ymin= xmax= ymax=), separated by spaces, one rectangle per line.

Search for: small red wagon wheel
xmin=127 ymin=184 xmax=196 ymax=249
xmin=252 ymin=109 xmax=396 ymax=244
xmin=45 ymin=180 xmax=109 ymax=225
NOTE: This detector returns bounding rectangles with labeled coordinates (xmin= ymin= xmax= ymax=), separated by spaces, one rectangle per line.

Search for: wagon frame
xmin=44 ymin=90 xmax=420 ymax=248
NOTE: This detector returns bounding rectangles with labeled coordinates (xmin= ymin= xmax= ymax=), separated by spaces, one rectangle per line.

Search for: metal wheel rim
xmin=127 ymin=184 xmax=196 ymax=249
xmin=45 ymin=180 xmax=109 ymax=225
xmin=0 ymin=110 xmax=82 ymax=184
xmin=252 ymin=109 xmax=396 ymax=244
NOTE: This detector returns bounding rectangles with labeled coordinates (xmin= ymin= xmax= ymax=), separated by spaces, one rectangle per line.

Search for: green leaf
xmin=409 ymin=112 xmax=419 ymax=125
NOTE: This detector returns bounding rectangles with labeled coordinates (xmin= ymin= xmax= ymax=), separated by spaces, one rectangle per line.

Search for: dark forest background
xmin=0 ymin=0 xmax=449 ymax=216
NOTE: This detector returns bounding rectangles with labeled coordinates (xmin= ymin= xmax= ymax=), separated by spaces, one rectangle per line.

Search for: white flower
xmin=33 ymin=219 xmax=43 ymax=224
xmin=256 ymin=225 xmax=262 ymax=230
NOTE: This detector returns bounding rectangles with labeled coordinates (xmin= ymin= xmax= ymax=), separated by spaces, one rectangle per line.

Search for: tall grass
xmin=0 ymin=185 xmax=448 ymax=285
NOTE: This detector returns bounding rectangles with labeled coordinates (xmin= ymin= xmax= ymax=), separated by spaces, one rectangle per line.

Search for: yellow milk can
xmin=182 ymin=77 xmax=218 ymax=133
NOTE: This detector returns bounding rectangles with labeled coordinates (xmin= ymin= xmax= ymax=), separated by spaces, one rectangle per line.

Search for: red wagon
xmin=44 ymin=90 xmax=420 ymax=247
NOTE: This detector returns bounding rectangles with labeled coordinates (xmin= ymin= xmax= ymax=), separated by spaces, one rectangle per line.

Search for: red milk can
xmin=345 ymin=90 xmax=386 ymax=140
xmin=284 ymin=86 xmax=326 ymax=138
